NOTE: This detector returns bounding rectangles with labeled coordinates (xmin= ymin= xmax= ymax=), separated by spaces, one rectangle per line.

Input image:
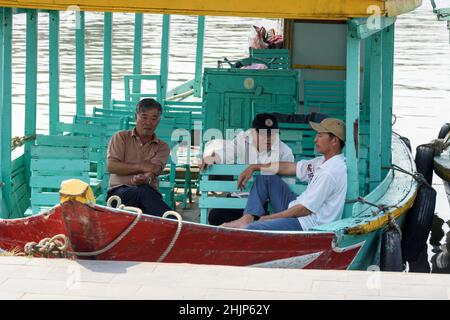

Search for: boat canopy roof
xmin=0 ymin=0 xmax=422 ymax=20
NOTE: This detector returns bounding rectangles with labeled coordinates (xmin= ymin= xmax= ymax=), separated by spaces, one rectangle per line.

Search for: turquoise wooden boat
xmin=0 ymin=0 xmax=427 ymax=270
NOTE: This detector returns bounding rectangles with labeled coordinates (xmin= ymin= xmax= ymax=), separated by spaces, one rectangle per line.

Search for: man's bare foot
xmin=221 ymin=214 xmax=255 ymax=229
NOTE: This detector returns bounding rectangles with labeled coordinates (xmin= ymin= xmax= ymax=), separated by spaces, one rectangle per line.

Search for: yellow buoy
xmin=59 ymin=179 xmax=96 ymax=205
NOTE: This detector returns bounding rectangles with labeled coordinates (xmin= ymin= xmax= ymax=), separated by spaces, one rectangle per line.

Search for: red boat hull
xmin=0 ymin=201 xmax=362 ymax=270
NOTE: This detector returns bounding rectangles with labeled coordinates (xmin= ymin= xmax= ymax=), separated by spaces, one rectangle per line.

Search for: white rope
xmin=71 ymin=207 xmax=143 ymax=257
xmin=157 ymin=211 xmax=183 ymax=262
xmin=24 ymin=198 xmax=183 ymax=260
xmin=107 ymin=195 xmax=122 ymax=207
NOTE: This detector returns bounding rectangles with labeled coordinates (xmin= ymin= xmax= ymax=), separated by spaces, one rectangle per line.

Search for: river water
xmin=7 ymin=2 xmax=450 ymax=271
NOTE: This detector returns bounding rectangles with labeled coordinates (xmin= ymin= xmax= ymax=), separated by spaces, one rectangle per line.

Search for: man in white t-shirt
xmin=201 ymin=113 xmax=295 ymax=225
xmin=222 ymin=118 xmax=347 ymax=231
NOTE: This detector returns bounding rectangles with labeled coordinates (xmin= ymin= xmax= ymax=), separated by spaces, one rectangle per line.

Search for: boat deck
xmin=0 ymin=256 xmax=449 ymax=300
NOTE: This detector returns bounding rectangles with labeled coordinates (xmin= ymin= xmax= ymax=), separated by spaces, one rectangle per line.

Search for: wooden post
xmin=359 ymin=36 xmax=372 ymax=195
xmin=76 ymin=10 xmax=86 ymax=116
xmin=381 ymin=25 xmax=394 ymax=178
xmin=103 ymin=12 xmax=113 ymax=109
xmin=283 ymin=19 xmax=295 ymax=61
xmin=369 ymin=32 xmax=382 ymax=191
xmin=344 ymin=26 xmax=361 ymax=218
xmin=0 ymin=8 xmax=12 ymax=217
xmin=25 ymin=9 xmax=38 ymax=183
xmin=160 ymin=14 xmax=170 ymax=102
xmin=194 ymin=16 xmax=205 ymax=98
xmin=0 ymin=9 xmax=4 ymax=216
xmin=49 ymin=10 xmax=60 ymax=134
xmin=132 ymin=13 xmax=143 ymax=104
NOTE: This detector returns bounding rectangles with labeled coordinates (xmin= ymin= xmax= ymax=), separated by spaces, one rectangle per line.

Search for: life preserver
xmin=437 ymin=123 xmax=450 ymax=139
xmin=401 ymin=183 xmax=437 ymax=264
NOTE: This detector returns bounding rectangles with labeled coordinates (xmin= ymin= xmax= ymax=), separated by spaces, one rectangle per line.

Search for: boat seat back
xmin=124 ymin=74 xmax=162 ymax=105
xmin=278 ymin=122 xmax=318 ymax=161
xmin=57 ymin=122 xmax=110 ymax=203
xmin=156 ymin=116 xmax=194 ymax=209
xmin=10 ymin=155 xmax=31 ymax=217
xmin=73 ymin=115 xmax=127 ymax=137
xmin=162 ymin=100 xmax=204 ymax=131
xmin=30 ymin=135 xmax=91 ymax=214
xmin=304 ymin=80 xmax=346 ymax=120
xmin=249 ymin=48 xmax=291 ymax=69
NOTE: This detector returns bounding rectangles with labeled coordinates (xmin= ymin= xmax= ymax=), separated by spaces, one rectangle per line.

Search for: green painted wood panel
xmin=31 ymin=193 xmax=60 ymax=206
xmin=30 ymin=159 xmax=90 ymax=172
xmin=132 ymin=13 xmax=143 ymax=102
xmin=194 ymin=16 xmax=205 ymax=97
xmin=369 ymin=32 xmax=382 ymax=191
xmin=0 ymin=8 xmax=13 ymax=218
xmin=201 ymin=164 xmax=249 ymax=175
xmin=35 ymin=134 xmax=89 ymax=147
xmin=57 ymin=121 xmax=107 ymax=136
xmin=31 ymin=145 xmax=89 ymax=159
xmin=103 ymin=12 xmax=113 ymax=109
xmin=49 ymin=10 xmax=59 ymax=134
xmin=200 ymin=181 xmax=253 ymax=193
xmin=199 ymin=198 xmax=248 ymax=209
xmin=381 ymin=25 xmax=395 ymax=178
xmin=25 ymin=9 xmax=38 ymax=184
xmin=11 ymin=154 xmax=24 ymax=172
xmin=160 ymin=14 xmax=170 ymax=101
xmin=344 ymin=23 xmax=361 ymax=218
xmin=30 ymin=174 xmax=90 ymax=188
xmin=76 ymin=11 xmax=86 ymax=116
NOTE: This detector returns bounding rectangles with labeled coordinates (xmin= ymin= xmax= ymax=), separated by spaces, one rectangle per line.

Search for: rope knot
xmin=24 ymin=234 xmax=69 ymax=258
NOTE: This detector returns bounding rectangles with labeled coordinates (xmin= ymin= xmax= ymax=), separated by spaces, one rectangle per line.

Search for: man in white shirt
xmin=222 ymin=118 xmax=347 ymax=231
xmin=201 ymin=113 xmax=295 ymax=225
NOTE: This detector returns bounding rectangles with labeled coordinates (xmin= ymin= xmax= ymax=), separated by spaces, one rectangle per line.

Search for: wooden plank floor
xmin=0 ymin=256 xmax=449 ymax=300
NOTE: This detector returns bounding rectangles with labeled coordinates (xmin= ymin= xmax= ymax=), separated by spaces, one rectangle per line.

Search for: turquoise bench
xmin=30 ymin=135 xmax=91 ymax=214
xmin=57 ymin=122 xmax=109 ymax=204
xmin=199 ymin=164 xmax=306 ymax=224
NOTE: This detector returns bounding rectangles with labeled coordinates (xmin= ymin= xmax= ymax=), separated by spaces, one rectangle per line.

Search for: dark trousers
xmin=107 ymin=185 xmax=171 ymax=217
xmin=208 ymin=207 xmax=245 ymax=226
xmin=208 ymin=194 xmax=268 ymax=226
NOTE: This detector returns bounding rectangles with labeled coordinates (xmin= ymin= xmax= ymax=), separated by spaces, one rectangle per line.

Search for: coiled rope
xmin=24 ymin=196 xmax=183 ymax=261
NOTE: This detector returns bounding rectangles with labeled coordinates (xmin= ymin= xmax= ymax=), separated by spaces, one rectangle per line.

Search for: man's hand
xmin=140 ymin=162 xmax=161 ymax=175
xmin=258 ymin=215 xmax=272 ymax=222
xmin=131 ymin=173 xmax=153 ymax=185
xmin=237 ymin=165 xmax=258 ymax=190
